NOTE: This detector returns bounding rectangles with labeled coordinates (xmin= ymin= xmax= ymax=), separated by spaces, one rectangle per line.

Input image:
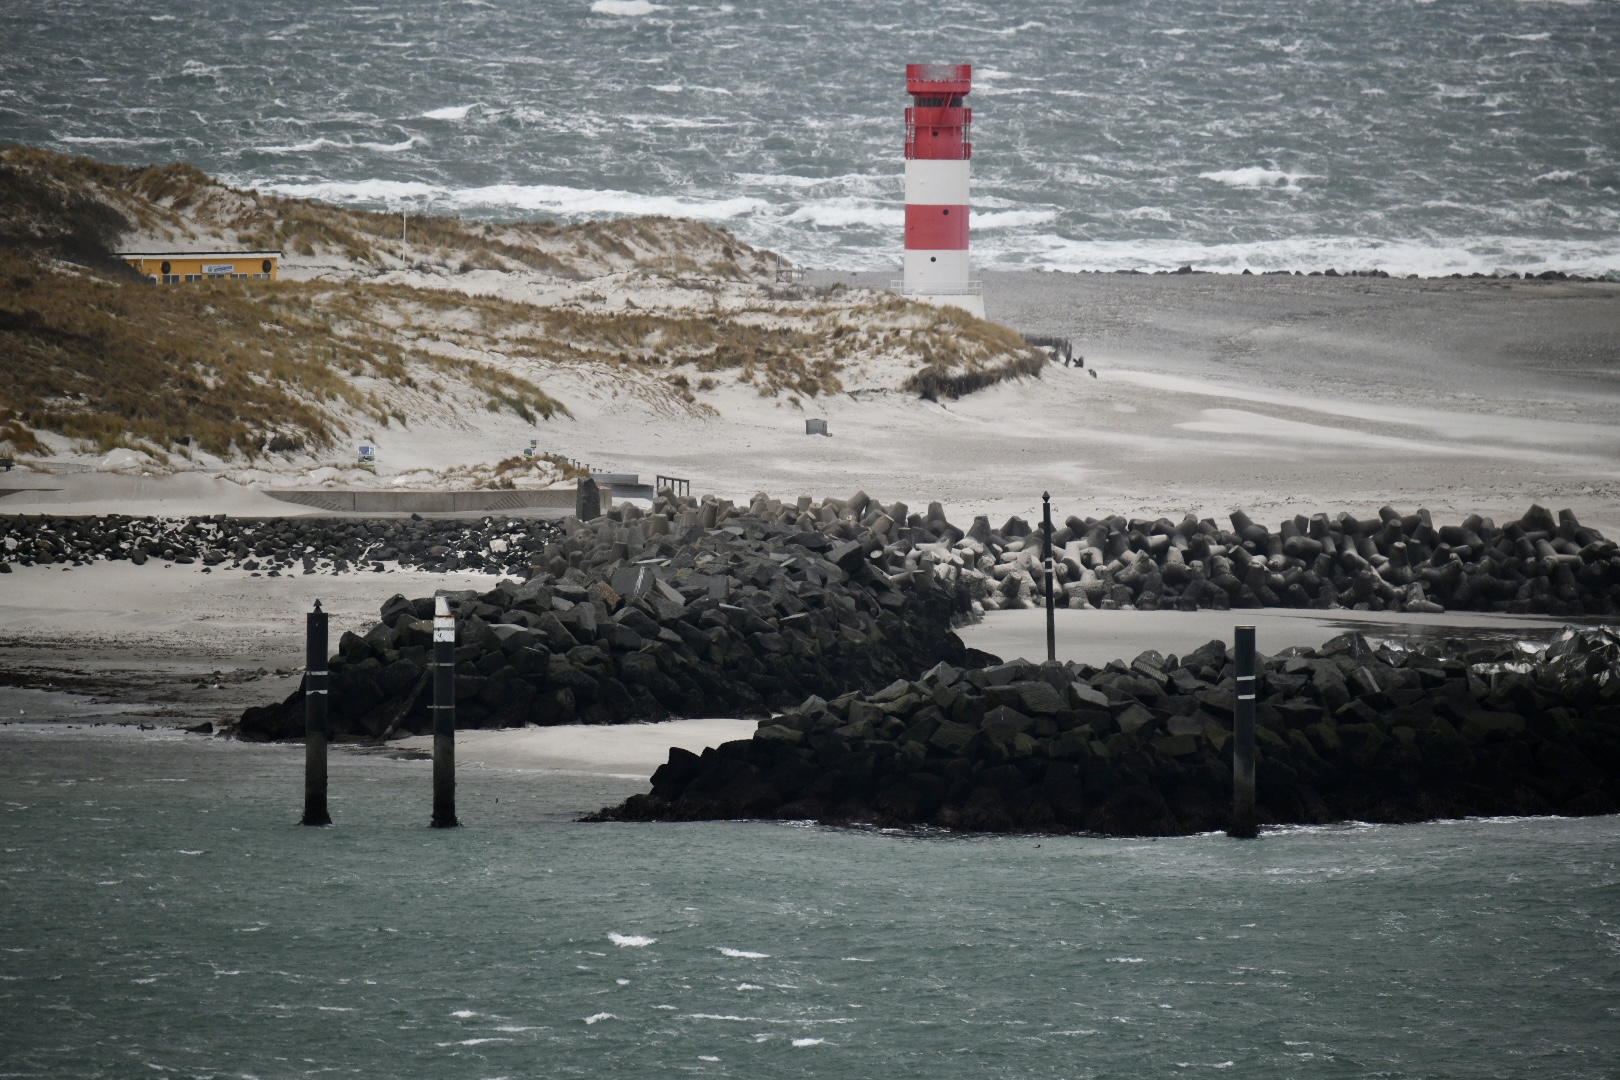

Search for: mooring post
xmin=1042 ymin=491 xmax=1056 ymax=663
xmin=301 ymin=600 xmax=332 ymax=826
xmin=430 ymin=595 xmax=460 ymax=828
xmin=1228 ymin=624 xmax=1258 ymax=839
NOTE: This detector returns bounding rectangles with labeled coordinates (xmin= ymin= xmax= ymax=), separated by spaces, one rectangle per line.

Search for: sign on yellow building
xmin=118 ymin=250 xmax=281 ymax=284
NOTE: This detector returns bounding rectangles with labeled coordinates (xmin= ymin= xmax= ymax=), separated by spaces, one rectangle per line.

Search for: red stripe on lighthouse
xmin=904 ymin=204 xmax=969 ymax=250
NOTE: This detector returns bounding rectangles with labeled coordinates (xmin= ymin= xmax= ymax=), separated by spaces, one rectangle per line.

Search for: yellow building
xmin=118 ymin=250 xmax=281 ymax=284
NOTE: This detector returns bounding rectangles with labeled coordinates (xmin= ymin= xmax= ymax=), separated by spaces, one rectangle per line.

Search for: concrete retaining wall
xmin=266 ymin=489 xmax=576 ymax=513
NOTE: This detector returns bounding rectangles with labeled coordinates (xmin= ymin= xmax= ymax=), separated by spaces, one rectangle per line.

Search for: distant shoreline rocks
xmin=0 ymin=513 xmax=561 ymax=577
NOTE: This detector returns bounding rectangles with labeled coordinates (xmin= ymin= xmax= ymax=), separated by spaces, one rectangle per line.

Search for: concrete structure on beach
xmin=900 ymin=63 xmax=983 ymax=318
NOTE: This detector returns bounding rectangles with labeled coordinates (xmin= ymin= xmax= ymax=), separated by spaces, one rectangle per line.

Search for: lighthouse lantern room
xmin=901 ymin=63 xmax=982 ymax=317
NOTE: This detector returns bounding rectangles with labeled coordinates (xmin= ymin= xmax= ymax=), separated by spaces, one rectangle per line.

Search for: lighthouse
xmin=901 ymin=63 xmax=982 ymax=318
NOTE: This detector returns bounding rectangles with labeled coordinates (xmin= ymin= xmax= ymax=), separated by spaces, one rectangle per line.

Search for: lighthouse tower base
xmin=903 ymin=291 xmax=985 ymax=319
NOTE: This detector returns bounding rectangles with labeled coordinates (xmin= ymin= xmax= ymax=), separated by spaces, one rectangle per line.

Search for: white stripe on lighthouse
xmin=904 ymin=249 xmax=972 ymax=291
xmin=904 ymin=159 xmax=970 ymax=205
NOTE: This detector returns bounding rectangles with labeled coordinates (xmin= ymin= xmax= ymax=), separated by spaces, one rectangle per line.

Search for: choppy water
xmin=2 ymin=727 xmax=1618 ymax=1078
xmin=3 ymin=0 xmax=1617 ymax=277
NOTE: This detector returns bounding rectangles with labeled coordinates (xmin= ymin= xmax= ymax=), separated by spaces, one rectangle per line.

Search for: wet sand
xmin=0 ymin=563 xmax=503 ymax=723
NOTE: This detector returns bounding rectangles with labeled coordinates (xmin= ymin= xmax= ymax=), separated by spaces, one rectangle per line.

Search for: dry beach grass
xmin=0 ymin=145 xmax=1045 ymax=470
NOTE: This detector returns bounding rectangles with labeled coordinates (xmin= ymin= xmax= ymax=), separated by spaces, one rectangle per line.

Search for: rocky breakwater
xmin=0 ymin=513 xmax=560 ymax=576
xmin=234 ymin=490 xmax=976 ymax=740
xmin=975 ymin=504 xmax=1618 ymax=617
xmin=590 ymin=626 xmax=1620 ymax=835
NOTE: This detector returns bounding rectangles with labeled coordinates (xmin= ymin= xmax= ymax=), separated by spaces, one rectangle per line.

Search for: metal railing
xmin=655 ymin=475 xmax=691 ymax=497
xmin=1022 ymin=334 xmax=1079 ymax=365
xmin=906 ymin=63 xmax=971 ymax=85
xmin=773 ymin=255 xmax=804 ymax=284
xmin=890 ymin=279 xmax=984 ymax=296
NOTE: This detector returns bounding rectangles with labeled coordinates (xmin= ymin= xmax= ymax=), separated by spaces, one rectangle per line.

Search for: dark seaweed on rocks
xmin=234 ymin=491 xmax=972 ymax=741
xmin=588 ymin=626 xmax=1620 ymax=835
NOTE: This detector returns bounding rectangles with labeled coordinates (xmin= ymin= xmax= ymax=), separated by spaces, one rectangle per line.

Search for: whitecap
xmin=357 ymin=137 xmax=419 ymax=152
xmin=451 ymin=1009 xmax=476 ymax=1017
xmin=736 ymin=983 xmax=763 ymax=990
xmin=973 ymin=209 xmax=1057 ymax=229
xmin=422 ymin=105 xmax=477 ymax=120
xmin=261 ymin=174 xmax=757 ymax=219
xmin=1199 ymin=167 xmax=1316 ymax=190
xmin=591 ymin=0 xmax=667 ymax=14
xmin=255 ymin=138 xmax=346 ymax=154
xmin=841 ymin=957 xmax=873 ymax=962
xmin=254 ymin=179 xmax=444 ymax=203
xmin=57 ymin=135 xmax=171 ymax=146
xmin=583 ymin=1012 xmax=616 ymax=1024
xmin=651 ymin=83 xmax=684 ymax=93
xmin=609 ymin=933 xmax=655 ymax=947
xmin=450 ymin=182 xmax=765 ymax=220
xmin=792 ymin=1038 xmax=824 ymax=1047
xmin=717 ymin=947 xmax=769 ymax=958
xmin=1105 ymin=957 xmax=1145 ymax=963
xmin=785 ymin=202 xmax=902 ymax=229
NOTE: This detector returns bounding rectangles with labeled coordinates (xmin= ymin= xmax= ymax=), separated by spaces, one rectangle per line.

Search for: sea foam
xmin=1199 ymin=167 xmax=1317 ymax=190
xmin=590 ymin=0 xmax=667 ymax=14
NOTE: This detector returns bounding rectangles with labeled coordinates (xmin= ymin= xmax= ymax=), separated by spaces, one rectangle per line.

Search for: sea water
xmin=2 ymin=0 xmax=1616 ymax=277
xmin=1 ymin=727 xmax=1616 ymax=1078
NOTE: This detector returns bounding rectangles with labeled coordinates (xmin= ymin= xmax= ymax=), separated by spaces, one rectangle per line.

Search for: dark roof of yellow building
xmin=117 ymin=249 xmax=283 ymax=258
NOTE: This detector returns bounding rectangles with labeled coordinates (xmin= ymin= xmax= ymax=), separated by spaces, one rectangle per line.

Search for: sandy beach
xmin=8 ymin=272 xmax=1616 ymax=534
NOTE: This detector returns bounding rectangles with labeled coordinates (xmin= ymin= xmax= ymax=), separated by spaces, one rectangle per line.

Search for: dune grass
xmin=0 ymin=249 xmax=565 ymax=459
xmin=0 ymin=144 xmax=1046 ymax=460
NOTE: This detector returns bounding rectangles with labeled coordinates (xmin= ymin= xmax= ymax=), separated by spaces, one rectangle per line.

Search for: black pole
xmin=301 ymin=600 xmax=332 ymax=826
xmin=431 ymin=595 xmax=460 ymax=828
xmin=1042 ymin=491 xmax=1055 ymax=663
xmin=1228 ymin=625 xmax=1258 ymax=839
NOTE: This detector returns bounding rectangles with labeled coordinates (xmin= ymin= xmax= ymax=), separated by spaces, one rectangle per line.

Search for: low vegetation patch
xmin=0 ymin=144 xmax=1049 ymax=462
xmin=0 ymin=249 xmax=564 ymax=459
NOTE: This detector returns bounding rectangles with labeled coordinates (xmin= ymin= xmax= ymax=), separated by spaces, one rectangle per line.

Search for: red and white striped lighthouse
xmin=902 ymin=63 xmax=982 ymax=317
